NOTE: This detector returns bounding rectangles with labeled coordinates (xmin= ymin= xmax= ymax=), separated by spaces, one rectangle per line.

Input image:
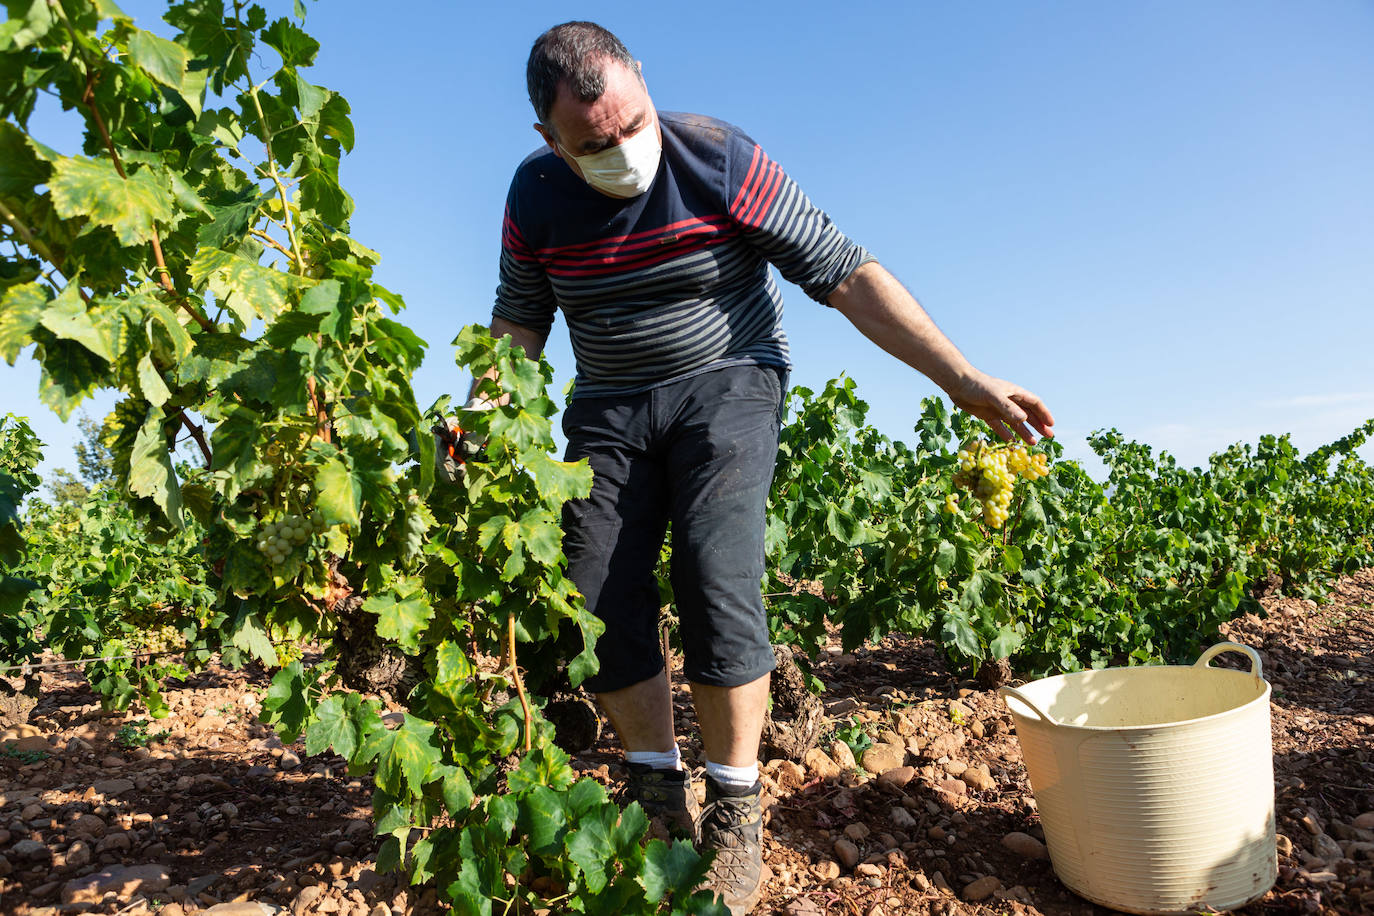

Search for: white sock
xmin=704 ymin=757 xmax=759 ymax=790
xmin=626 ymin=746 xmax=681 ymax=771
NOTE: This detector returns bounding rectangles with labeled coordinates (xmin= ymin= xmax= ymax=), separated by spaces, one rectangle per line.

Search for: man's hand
xmin=946 ymin=371 xmax=1055 ymax=445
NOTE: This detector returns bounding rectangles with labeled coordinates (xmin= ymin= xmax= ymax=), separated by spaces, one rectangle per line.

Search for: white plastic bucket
xmin=1000 ymin=642 xmax=1277 ymax=915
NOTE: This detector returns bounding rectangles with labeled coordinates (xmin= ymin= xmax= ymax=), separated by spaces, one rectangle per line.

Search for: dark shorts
xmin=562 ymin=364 xmax=785 ymax=693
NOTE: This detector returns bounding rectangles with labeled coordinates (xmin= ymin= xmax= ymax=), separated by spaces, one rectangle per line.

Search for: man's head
xmin=527 ymin=22 xmax=662 ymax=197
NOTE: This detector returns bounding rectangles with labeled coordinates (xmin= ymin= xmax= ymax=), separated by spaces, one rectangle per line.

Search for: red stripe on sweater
xmin=544 ymin=223 xmax=733 ymax=268
xmin=502 ymin=211 xmax=535 ymax=256
xmin=739 ymin=160 xmax=783 ymax=227
xmin=545 ymin=231 xmax=739 ymax=277
xmin=533 ymin=216 xmax=727 ymax=257
xmin=729 ymin=145 xmax=765 ymax=215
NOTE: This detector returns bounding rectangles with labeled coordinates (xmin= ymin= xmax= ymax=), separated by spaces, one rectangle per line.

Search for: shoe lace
xmin=700 ymin=795 xmax=758 ymax=882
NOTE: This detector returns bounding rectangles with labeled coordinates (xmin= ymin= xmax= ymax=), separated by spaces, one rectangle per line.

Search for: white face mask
xmin=562 ymin=120 xmax=662 ymax=198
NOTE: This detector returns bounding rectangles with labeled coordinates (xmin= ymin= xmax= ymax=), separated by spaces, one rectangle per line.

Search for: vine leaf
xmin=127 ymin=28 xmax=189 ymax=91
xmin=298 ymin=278 xmax=347 ymax=337
xmin=642 ymin=838 xmax=712 ymax=903
xmin=0 ymin=282 xmax=47 ymax=364
xmin=566 ymin=806 xmax=618 ymax=894
xmin=129 ymin=406 xmax=183 ymax=525
xmin=523 ymin=450 xmax=593 ymax=503
xmin=262 ymin=17 xmax=320 ymax=68
xmin=306 ymin=691 xmax=370 ymax=760
xmin=487 ymin=408 xmax=549 ymax=454
xmin=566 ymin=609 xmax=604 ymax=688
xmin=363 ymin=591 xmax=432 ymax=652
xmin=940 ymin=608 xmax=981 ymax=660
xmin=432 ymin=641 xmax=474 ymax=702
xmin=261 ymin=660 xmax=313 ymax=742
xmin=0 ymin=123 xmax=51 ymax=193
xmin=94 ymin=0 xmax=131 ymax=24
xmin=49 ymin=156 xmax=173 ymax=247
xmin=934 ymin=539 xmax=957 ymax=578
xmin=2 ymin=0 xmax=59 ymax=50
xmin=188 ymin=248 xmax=302 ymax=323
xmin=195 ymin=186 xmax=266 ymax=249
xmin=374 ymin=716 xmax=440 ymax=797
xmin=136 ymin=353 xmax=170 ymax=406
xmin=518 ymin=784 xmax=568 ymax=857
xmin=449 ymin=856 xmax=495 ymax=916
xmin=228 ymin=611 xmax=277 ymax=665
xmin=440 ymin=768 xmax=474 ymax=815
xmin=990 ymin=625 xmax=1022 ymax=659
xmin=39 ymin=286 xmax=113 ymax=361
xmin=314 ymin=451 xmax=361 ymax=530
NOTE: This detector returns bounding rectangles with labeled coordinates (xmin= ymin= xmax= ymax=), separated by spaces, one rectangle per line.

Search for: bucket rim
xmin=1000 ymin=663 xmax=1271 ymax=733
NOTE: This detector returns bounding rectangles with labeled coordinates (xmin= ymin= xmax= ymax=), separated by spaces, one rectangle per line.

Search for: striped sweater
xmin=493 ymin=111 xmax=873 ymax=399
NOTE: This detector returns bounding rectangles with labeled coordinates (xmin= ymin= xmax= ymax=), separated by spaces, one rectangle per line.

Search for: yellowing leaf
xmin=38 ymin=285 xmax=113 ymax=361
xmin=188 ymin=248 xmax=303 ymax=324
xmin=0 ymin=282 xmax=47 ymax=364
xmin=374 ymin=716 xmax=439 ymax=797
xmin=49 ymin=156 xmax=173 ymax=247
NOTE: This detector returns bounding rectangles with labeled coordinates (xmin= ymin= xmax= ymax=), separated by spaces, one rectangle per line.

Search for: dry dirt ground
xmin=0 ymin=570 xmax=1370 ymax=916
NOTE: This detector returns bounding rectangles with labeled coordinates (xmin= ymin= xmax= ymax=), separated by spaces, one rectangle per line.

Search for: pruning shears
xmin=431 ymin=412 xmax=485 ymax=484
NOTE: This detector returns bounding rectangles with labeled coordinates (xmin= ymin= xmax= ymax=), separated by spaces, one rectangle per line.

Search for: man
xmin=476 ymin=22 xmax=1054 ymax=915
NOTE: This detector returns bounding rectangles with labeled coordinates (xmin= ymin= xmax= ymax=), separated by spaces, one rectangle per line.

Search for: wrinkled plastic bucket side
xmin=1010 ymin=682 xmax=1276 ymax=914
xmin=1069 ymin=706 xmax=1276 ymax=913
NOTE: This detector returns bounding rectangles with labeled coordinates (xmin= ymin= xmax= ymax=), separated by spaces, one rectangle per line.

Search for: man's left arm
xmin=828 ymin=261 xmax=1055 ymax=445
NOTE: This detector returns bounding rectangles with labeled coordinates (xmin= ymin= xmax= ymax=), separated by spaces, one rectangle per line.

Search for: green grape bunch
xmin=946 ymin=441 xmax=1050 ymax=528
xmin=256 ymin=511 xmax=327 ymax=568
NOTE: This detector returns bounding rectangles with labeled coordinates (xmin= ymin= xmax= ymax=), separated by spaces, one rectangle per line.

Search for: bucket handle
xmin=999 ymin=685 xmax=1057 ymax=724
xmin=1193 ymin=641 xmax=1264 ymax=679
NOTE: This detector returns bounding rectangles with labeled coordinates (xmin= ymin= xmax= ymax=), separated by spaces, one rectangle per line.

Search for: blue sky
xmin=9 ymin=0 xmax=1374 ymax=482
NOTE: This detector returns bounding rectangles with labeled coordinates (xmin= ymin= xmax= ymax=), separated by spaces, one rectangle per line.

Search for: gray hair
xmin=527 ymin=22 xmax=640 ymax=134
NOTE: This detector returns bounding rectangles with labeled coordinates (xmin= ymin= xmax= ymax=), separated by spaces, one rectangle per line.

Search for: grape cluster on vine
xmin=947 ymin=441 xmax=1050 ymax=528
xmin=256 ymin=511 xmax=326 ymax=567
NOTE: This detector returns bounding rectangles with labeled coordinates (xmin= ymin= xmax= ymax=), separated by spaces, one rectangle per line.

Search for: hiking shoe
xmin=697 ymin=776 xmax=765 ymax=916
xmin=619 ymin=762 xmax=699 ymax=841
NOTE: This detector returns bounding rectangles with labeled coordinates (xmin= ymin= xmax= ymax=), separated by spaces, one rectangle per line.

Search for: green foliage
xmin=767 ymin=385 xmax=1374 ymax=677
xmin=828 ymin=716 xmax=872 ymax=763
xmin=0 ymin=415 xmax=43 ymax=663
xmin=19 ymin=485 xmax=213 ymax=712
xmin=115 ymin=718 xmax=169 ymax=748
xmin=1 ymin=744 xmax=48 ymax=764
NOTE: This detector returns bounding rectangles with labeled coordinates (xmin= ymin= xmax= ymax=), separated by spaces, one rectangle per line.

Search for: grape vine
xmin=0 ymin=3 xmax=722 ymax=912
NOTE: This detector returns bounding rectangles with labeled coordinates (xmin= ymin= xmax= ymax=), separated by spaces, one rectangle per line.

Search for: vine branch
xmin=506 ymin=614 xmax=533 ymax=753
xmin=177 ymin=410 xmax=213 ymax=467
xmin=246 ymin=84 xmax=305 ymax=276
xmin=249 ymin=227 xmax=295 ymax=261
xmin=306 ymin=375 xmax=331 ymax=445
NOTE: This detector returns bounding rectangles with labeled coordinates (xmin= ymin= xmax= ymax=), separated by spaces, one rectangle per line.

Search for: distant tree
xmin=45 ymin=415 xmax=115 ymax=505
xmin=73 ymin=415 xmax=115 ymax=486
xmin=46 ymin=469 xmax=88 ymax=506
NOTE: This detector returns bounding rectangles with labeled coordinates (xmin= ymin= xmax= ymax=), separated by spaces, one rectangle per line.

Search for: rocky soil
xmin=1 ymin=569 xmax=1370 ymax=916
